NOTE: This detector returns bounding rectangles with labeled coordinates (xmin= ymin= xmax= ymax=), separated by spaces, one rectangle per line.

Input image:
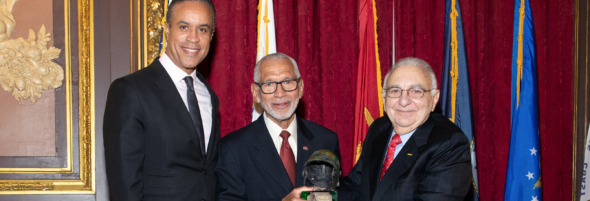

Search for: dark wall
xmin=94 ymin=0 xmax=134 ymax=199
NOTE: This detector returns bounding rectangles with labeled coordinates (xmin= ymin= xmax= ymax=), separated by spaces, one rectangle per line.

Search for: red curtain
xmin=272 ymin=0 xmax=360 ymax=175
xmin=205 ymin=0 xmax=573 ymax=200
xmin=206 ymin=0 xmax=361 ymax=174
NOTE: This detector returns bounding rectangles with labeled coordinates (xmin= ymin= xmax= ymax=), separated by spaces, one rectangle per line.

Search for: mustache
xmin=269 ymin=98 xmax=292 ymax=104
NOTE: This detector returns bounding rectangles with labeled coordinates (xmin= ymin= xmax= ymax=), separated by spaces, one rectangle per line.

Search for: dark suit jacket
xmin=215 ymin=115 xmax=341 ymax=201
xmin=103 ymin=59 xmax=220 ymax=201
xmin=339 ymin=113 xmax=472 ymax=201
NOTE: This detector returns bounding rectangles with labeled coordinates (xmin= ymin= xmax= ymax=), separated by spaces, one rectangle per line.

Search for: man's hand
xmin=282 ymin=186 xmax=315 ymax=201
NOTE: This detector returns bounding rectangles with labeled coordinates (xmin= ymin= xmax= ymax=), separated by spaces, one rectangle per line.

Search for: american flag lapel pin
xmin=303 ymin=146 xmax=308 ymax=151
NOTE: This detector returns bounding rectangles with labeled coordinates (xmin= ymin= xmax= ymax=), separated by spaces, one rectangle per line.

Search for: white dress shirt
xmin=160 ymin=53 xmax=213 ymax=152
xmin=389 ymin=129 xmax=416 ymax=160
xmin=263 ymin=113 xmax=298 ymax=162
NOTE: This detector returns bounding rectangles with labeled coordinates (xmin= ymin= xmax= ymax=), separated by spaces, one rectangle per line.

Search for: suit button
xmin=204 ymin=171 xmax=207 ymax=175
xmin=201 ymin=199 xmax=206 ymax=201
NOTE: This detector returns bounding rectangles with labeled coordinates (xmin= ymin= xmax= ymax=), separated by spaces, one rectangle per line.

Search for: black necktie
xmin=183 ymin=76 xmax=206 ymax=157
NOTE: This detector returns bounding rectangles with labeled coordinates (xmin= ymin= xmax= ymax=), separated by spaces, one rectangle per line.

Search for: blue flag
xmin=441 ymin=0 xmax=479 ymax=200
xmin=504 ymin=0 xmax=542 ymax=201
xmin=159 ymin=0 xmax=171 ymax=56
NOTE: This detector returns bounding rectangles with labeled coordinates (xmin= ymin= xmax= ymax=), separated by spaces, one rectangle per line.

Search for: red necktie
xmin=279 ymin=131 xmax=296 ymax=187
xmin=380 ymin=134 xmax=401 ymax=180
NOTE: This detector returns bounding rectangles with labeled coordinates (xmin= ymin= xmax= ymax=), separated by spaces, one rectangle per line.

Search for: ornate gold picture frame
xmin=0 ymin=0 xmax=95 ymax=194
xmin=131 ymin=0 xmax=166 ymax=72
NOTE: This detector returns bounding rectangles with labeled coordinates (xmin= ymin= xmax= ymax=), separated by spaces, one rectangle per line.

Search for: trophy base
xmin=300 ymin=190 xmax=337 ymax=201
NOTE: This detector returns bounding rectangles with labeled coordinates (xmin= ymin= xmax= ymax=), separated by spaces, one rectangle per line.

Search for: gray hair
xmin=254 ymin=53 xmax=301 ymax=82
xmin=382 ymin=57 xmax=438 ymax=96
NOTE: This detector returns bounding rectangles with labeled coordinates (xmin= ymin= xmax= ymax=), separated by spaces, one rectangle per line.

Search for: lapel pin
xmin=303 ymin=146 xmax=309 ymax=151
xmin=407 ymin=153 xmax=412 ymax=156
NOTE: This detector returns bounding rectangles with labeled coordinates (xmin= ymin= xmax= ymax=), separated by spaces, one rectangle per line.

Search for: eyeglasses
xmin=383 ymin=87 xmax=432 ymax=99
xmin=255 ymin=78 xmax=300 ymax=94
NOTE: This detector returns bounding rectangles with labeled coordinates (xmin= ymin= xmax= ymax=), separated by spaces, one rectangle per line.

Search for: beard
xmin=259 ymin=92 xmax=300 ymax=121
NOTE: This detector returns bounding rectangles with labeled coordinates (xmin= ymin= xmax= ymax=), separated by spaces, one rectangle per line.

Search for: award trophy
xmin=300 ymin=150 xmax=341 ymax=201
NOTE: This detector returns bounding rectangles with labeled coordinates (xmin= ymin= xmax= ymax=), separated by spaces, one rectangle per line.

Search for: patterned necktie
xmin=183 ymin=76 xmax=206 ymax=157
xmin=380 ymin=134 xmax=401 ymax=180
xmin=279 ymin=131 xmax=296 ymax=187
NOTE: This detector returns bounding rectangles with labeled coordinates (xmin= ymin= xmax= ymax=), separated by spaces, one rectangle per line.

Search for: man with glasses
xmin=215 ymin=53 xmax=340 ymax=201
xmin=339 ymin=57 xmax=472 ymax=201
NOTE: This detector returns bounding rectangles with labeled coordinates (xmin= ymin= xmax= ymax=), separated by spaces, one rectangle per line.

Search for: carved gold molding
xmin=135 ymin=0 xmax=166 ymax=69
xmin=0 ymin=0 xmax=17 ymax=41
xmin=0 ymin=0 xmax=95 ymax=194
xmin=0 ymin=180 xmax=90 ymax=193
xmin=146 ymin=0 xmax=165 ymax=66
xmin=0 ymin=0 xmax=64 ymax=103
xmin=79 ymin=0 xmax=95 ymax=191
xmin=0 ymin=0 xmax=72 ymax=174
xmin=0 ymin=182 xmax=54 ymax=191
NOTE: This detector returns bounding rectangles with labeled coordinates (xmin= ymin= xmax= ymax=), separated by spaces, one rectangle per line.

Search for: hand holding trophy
xmin=300 ymin=150 xmax=341 ymax=201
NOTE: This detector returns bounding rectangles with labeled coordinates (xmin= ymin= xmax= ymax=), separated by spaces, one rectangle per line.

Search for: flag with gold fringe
xmin=352 ymin=0 xmax=384 ymax=167
xmin=440 ymin=0 xmax=479 ymax=200
xmin=504 ymin=0 xmax=542 ymax=200
xmin=252 ymin=0 xmax=277 ymax=121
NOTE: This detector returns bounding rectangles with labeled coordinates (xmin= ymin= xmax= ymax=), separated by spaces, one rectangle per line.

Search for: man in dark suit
xmin=339 ymin=57 xmax=472 ymax=201
xmin=103 ymin=0 xmax=219 ymax=200
xmin=215 ymin=53 xmax=341 ymax=201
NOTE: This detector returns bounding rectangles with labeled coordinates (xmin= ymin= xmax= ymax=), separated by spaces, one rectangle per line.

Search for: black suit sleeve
xmin=215 ymin=140 xmax=248 ymax=201
xmin=332 ymin=131 xmax=342 ymax=167
xmin=103 ymin=78 xmax=145 ymax=201
xmin=338 ymin=157 xmax=361 ymax=201
xmin=416 ymin=132 xmax=472 ymax=201
xmin=338 ymin=123 xmax=372 ymax=201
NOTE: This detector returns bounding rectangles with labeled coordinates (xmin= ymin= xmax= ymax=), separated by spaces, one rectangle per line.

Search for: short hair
xmin=254 ymin=53 xmax=301 ymax=82
xmin=166 ymin=0 xmax=216 ymax=31
xmin=382 ymin=57 xmax=438 ymax=95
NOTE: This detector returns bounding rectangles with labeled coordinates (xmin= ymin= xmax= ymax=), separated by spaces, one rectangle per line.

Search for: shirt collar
xmin=392 ymin=128 xmax=416 ymax=144
xmin=160 ymin=52 xmax=196 ymax=83
xmin=263 ymin=112 xmax=298 ymax=140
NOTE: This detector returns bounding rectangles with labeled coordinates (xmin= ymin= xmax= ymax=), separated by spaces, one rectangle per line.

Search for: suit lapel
xmin=369 ymin=124 xmax=392 ymax=199
xmin=295 ymin=118 xmax=314 ymax=187
xmin=253 ymin=117 xmax=294 ymax=191
xmin=195 ymin=72 xmax=219 ymax=166
xmin=372 ymin=138 xmax=419 ymax=201
xmin=152 ymin=61 xmax=204 ymax=158
xmin=372 ymin=116 xmax=435 ymax=201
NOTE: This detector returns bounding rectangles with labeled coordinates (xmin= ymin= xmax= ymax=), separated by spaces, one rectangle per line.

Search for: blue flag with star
xmin=440 ymin=0 xmax=479 ymax=200
xmin=504 ymin=0 xmax=541 ymax=201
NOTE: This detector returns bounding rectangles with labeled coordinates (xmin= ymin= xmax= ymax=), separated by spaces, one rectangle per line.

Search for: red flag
xmin=352 ymin=0 xmax=384 ymax=167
